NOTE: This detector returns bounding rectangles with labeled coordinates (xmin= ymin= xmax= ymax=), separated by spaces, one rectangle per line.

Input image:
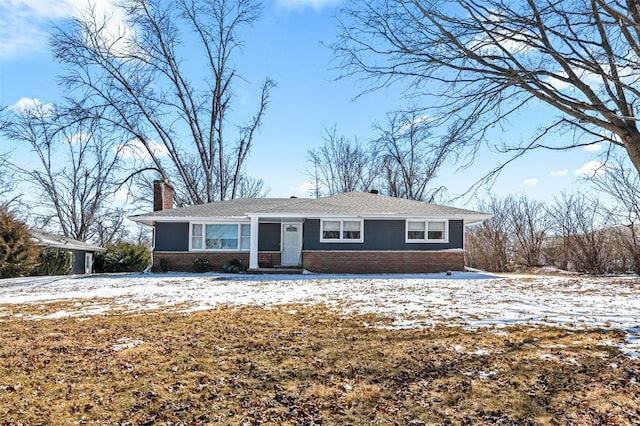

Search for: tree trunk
xmin=623 ymin=130 xmax=640 ymax=177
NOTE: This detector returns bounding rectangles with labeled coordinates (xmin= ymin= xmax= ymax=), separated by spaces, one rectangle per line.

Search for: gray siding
xmin=303 ymin=219 xmax=463 ymax=251
xmin=258 ymin=223 xmax=281 ymax=251
xmin=154 ymin=221 xmax=282 ymax=252
xmin=71 ymin=250 xmax=88 ymax=274
xmin=155 ymin=222 xmax=190 ymax=251
xmin=154 ymin=219 xmax=463 ymax=252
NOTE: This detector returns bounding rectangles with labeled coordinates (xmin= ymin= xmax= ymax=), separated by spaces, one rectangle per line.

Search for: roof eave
xmin=36 ymin=241 xmax=106 ymax=252
xmin=129 ymin=215 xmax=250 ymax=225
xmin=131 ymin=212 xmax=493 ymax=223
xmin=463 ymin=214 xmax=494 ymax=225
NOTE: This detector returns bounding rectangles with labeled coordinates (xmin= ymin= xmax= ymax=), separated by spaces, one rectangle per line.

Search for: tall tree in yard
xmin=373 ymin=108 xmax=468 ymax=202
xmin=306 ymin=126 xmax=378 ymax=197
xmin=51 ymin=0 xmax=274 ymax=205
xmin=334 ymin=0 xmax=640 ymax=180
xmin=0 ymin=102 xmax=125 ymax=243
xmin=306 ymin=108 xmax=467 ymax=200
xmin=0 ymin=155 xmax=18 ymax=210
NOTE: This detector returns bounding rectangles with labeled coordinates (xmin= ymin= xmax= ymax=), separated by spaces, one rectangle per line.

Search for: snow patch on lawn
xmin=111 ymin=338 xmax=144 ymax=352
xmin=0 ymin=272 xmax=639 ymax=356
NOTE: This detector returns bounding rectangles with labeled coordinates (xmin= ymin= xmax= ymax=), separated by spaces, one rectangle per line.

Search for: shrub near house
xmin=0 ymin=208 xmax=38 ymax=278
xmin=34 ymin=248 xmax=73 ymax=276
xmin=94 ymin=243 xmax=151 ymax=273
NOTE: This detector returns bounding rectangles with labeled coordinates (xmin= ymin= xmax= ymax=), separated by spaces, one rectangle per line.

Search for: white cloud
xmin=276 ymin=0 xmax=342 ymax=11
xmin=550 ymin=169 xmax=569 ymax=177
xmin=523 ymin=178 xmax=538 ymax=187
xmin=584 ymin=143 xmax=602 ymax=152
xmin=118 ymin=139 xmax=169 ymax=161
xmin=0 ymin=0 xmax=128 ymax=59
xmin=112 ymin=187 xmax=130 ymax=202
xmin=288 ymin=182 xmax=316 ymax=197
xmin=399 ymin=114 xmax=433 ymax=131
xmin=544 ymin=67 xmax=604 ymax=91
xmin=573 ymin=161 xmax=609 ymax=177
xmin=10 ymin=97 xmax=53 ymax=114
xmin=467 ymin=12 xmax=536 ymax=56
xmin=1 ymin=0 xmax=76 ymax=58
xmin=469 ymin=33 xmax=533 ymax=56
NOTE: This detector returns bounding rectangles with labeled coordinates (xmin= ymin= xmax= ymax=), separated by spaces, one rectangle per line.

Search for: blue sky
xmin=0 ymin=0 xmax=608 ymax=211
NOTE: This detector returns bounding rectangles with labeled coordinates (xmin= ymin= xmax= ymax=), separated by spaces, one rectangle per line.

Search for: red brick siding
xmin=153 ymin=252 xmax=249 ymax=272
xmin=302 ymin=250 xmax=465 ymax=274
xmin=153 ymin=250 xmax=464 ymax=273
xmin=152 ymin=251 xmax=281 ymax=272
xmin=257 ymin=252 xmax=282 ymax=268
xmin=153 ymin=179 xmax=174 ymax=211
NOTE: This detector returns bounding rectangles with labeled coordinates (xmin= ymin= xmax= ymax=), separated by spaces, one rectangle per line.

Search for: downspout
xmin=143 ymin=223 xmax=156 ymax=274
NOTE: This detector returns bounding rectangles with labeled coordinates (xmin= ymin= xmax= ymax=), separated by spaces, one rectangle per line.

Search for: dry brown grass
xmin=0 ymin=303 xmax=638 ymax=425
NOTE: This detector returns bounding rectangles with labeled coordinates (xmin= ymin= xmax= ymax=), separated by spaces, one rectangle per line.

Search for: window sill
xmin=405 ymin=240 xmax=449 ymax=244
xmin=189 ymin=249 xmax=250 ymax=252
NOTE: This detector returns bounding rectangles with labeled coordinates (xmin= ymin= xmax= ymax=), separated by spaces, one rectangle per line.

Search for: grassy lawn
xmin=0 ymin=303 xmax=638 ymax=425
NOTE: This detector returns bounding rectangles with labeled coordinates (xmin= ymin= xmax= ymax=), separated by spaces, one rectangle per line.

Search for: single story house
xmin=130 ymin=180 xmax=491 ymax=274
xmin=30 ymin=229 xmax=105 ymax=274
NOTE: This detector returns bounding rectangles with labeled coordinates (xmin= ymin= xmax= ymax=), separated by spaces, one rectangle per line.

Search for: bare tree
xmin=373 ymin=108 xmax=466 ymax=201
xmin=547 ymin=193 xmax=615 ymax=274
xmin=51 ymin=0 xmax=274 ymax=205
xmin=0 ymin=154 xmax=19 ymax=210
xmin=465 ymin=197 xmax=512 ymax=272
xmin=1 ymin=103 xmax=125 ymax=242
xmin=306 ymin=126 xmax=378 ymax=197
xmin=505 ymin=195 xmax=551 ymax=267
xmin=334 ymin=0 xmax=640 ymax=180
xmin=591 ymin=156 xmax=640 ymax=274
xmin=93 ymin=208 xmax=127 ymax=246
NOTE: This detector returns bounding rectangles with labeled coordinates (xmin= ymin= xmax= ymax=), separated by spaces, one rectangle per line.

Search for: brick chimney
xmin=153 ymin=179 xmax=174 ymax=211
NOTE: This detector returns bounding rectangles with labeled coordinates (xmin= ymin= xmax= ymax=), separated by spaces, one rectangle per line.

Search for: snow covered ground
xmin=0 ymin=271 xmax=639 ymax=357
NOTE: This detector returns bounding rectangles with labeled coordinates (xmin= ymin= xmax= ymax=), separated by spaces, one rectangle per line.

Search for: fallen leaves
xmin=0 ymin=304 xmax=637 ymax=424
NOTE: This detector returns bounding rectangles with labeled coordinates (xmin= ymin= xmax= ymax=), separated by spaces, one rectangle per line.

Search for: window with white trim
xmin=191 ymin=224 xmax=204 ymax=249
xmin=320 ymin=219 xmax=363 ymax=242
xmin=240 ymin=224 xmax=251 ymax=250
xmin=190 ymin=223 xmax=250 ymax=250
xmin=406 ymin=220 xmax=448 ymax=243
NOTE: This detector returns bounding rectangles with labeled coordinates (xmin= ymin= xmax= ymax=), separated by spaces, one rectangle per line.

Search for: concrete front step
xmin=247 ymin=267 xmax=304 ymax=275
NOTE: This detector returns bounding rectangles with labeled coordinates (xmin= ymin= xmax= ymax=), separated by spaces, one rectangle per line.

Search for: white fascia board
xmin=129 ymin=215 xmax=250 ymax=225
xmin=461 ymin=214 xmax=494 ymax=225
xmin=248 ymin=212 xmax=493 ymax=222
xmin=128 ymin=216 xmax=154 ymax=226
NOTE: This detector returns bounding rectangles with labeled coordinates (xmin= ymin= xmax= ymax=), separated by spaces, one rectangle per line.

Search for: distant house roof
xmin=30 ymin=229 xmax=105 ymax=252
xmin=131 ymin=192 xmax=491 ymax=225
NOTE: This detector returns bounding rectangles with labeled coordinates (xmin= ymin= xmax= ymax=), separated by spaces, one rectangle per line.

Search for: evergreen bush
xmin=0 ymin=209 xmax=38 ymax=278
xmin=223 ymin=258 xmax=244 ymax=273
xmin=193 ymin=258 xmax=210 ymax=273
xmin=159 ymin=258 xmax=169 ymax=273
xmin=95 ymin=242 xmax=151 ymax=273
xmin=34 ymin=247 xmax=72 ymax=276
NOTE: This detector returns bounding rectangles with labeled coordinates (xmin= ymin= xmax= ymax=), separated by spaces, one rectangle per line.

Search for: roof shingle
xmin=131 ymin=192 xmax=490 ymax=223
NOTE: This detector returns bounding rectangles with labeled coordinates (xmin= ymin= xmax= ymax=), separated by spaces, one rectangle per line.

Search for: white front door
xmin=84 ymin=253 xmax=93 ymax=274
xmin=281 ymin=223 xmax=303 ymax=266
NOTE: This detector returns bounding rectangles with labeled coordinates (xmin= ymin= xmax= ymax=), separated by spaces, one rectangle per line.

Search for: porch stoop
xmin=247 ymin=267 xmax=304 ymax=275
